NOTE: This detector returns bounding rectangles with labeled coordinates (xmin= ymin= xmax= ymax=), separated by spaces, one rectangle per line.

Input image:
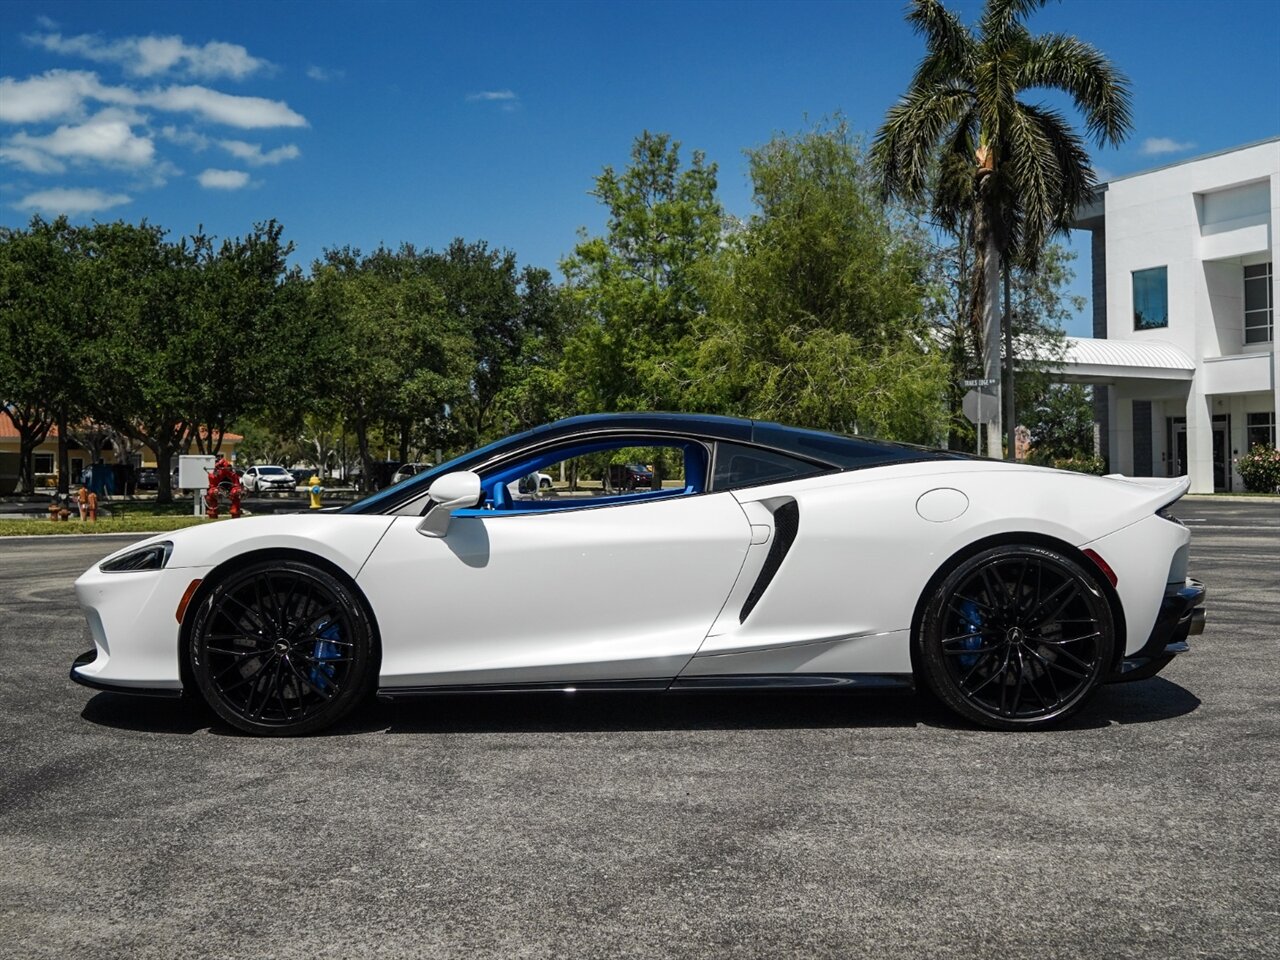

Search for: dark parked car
xmin=135 ymin=467 xmax=158 ymax=491
xmin=605 ymin=462 xmax=653 ymax=491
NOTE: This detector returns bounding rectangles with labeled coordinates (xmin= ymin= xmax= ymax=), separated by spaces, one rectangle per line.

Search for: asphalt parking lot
xmin=1 ymin=498 xmax=1277 ymax=960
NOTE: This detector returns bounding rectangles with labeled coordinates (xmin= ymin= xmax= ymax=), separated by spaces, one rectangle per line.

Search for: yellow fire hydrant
xmin=308 ymin=474 xmax=324 ymax=510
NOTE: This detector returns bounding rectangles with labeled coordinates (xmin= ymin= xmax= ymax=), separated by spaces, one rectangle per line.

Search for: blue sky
xmin=2 ymin=0 xmax=1277 ymax=336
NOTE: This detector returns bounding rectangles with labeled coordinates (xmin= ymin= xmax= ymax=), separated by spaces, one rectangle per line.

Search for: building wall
xmin=1098 ymin=139 xmax=1279 ymax=492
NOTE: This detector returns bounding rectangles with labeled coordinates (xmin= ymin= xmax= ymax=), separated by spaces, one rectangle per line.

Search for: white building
xmin=1066 ymin=136 xmax=1278 ymax=493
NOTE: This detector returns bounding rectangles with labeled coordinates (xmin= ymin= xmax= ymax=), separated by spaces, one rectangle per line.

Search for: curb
xmin=1181 ymin=494 xmax=1280 ymax=503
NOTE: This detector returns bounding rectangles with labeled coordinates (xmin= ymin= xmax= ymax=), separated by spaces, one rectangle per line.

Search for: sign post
xmin=961 ymin=379 xmax=998 ymax=456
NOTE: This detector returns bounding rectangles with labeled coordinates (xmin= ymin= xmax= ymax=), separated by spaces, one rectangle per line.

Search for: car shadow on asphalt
xmin=78 ymin=676 xmax=1201 ymax=737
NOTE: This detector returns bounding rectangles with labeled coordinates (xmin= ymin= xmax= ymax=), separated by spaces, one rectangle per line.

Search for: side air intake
xmin=739 ymin=499 xmax=798 ymax=622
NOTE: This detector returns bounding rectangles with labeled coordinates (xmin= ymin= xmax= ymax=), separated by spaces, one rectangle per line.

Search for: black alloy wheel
xmin=919 ymin=545 xmax=1115 ymax=730
xmin=189 ymin=560 xmax=375 ymax=736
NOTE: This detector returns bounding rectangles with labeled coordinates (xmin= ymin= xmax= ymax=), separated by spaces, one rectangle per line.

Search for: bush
xmin=1236 ymin=444 xmax=1280 ymax=493
xmin=1025 ymin=449 xmax=1106 ymax=475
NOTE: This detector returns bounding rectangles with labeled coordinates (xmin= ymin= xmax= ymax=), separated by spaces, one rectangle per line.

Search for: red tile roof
xmin=1 ymin=411 xmax=241 ymax=443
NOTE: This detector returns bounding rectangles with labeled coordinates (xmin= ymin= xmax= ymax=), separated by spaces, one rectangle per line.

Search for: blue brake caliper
xmin=958 ymin=599 xmax=983 ymax=669
xmin=309 ymin=621 xmax=341 ymax=692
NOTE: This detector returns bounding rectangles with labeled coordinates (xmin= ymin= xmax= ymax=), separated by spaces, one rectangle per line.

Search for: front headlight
xmin=100 ymin=541 xmax=173 ymax=573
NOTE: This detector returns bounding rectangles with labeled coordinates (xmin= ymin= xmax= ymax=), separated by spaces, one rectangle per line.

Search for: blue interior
xmin=453 ymin=438 xmax=707 ymax=517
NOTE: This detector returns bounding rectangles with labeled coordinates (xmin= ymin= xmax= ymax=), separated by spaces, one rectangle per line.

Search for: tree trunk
xmin=56 ymin=410 xmax=70 ymax=497
xmin=398 ymin=421 xmax=411 ymax=465
xmin=1003 ymin=264 xmax=1015 ymax=460
xmin=982 ymin=230 xmax=1002 ymax=458
xmin=10 ymin=408 xmax=52 ymax=495
xmin=154 ymin=443 xmax=175 ymax=504
xmin=355 ymin=419 xmax=371 ymax=492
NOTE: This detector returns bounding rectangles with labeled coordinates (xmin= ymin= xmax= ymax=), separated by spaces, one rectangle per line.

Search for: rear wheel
xmin=188 ymin=560 xmax=376 ymax=736
xmin=919 ymin=545 xmax=1115 ymax=730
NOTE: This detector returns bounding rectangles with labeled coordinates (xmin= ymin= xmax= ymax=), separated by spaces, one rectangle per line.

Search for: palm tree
xmin=872 ymin=0 xmax=1131 ymax=457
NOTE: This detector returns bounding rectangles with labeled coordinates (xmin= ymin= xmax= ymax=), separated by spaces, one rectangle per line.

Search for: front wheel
xmin=918 ymin=545 xmax=1115 ymax=730
xmin=188 ymin=560 xmax=376 ymax=735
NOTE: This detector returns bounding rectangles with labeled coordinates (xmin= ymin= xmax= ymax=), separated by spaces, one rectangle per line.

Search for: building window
xmin=1132 ymin=266 xmax=1168 ymax=330
xmin=34 ymin=453 xmax=54 ymax=474
xmin=1247 ymin=412 xmax=1276 ymax=450
xmin=1244 ymin=262 xmax=1273 ymax=344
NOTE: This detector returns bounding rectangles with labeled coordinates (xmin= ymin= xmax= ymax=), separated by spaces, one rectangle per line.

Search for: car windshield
xmin=260 ymin=466 xmax=289 ymax=475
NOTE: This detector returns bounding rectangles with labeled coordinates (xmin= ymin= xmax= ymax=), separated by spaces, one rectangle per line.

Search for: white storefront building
xmin=1067 ymin=136 xmax=1278 ymax=493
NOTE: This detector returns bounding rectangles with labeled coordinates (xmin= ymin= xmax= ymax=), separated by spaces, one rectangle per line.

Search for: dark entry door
xmin=1212 ymin=415 xmax=1230 ymax=491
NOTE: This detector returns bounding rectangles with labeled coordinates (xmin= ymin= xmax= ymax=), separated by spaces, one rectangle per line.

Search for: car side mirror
xmin=416 ymin=471 xmax=482 ymax=538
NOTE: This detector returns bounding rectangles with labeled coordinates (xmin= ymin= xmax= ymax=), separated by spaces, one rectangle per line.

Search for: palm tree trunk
xmin=1003 ymin=265 xmax=1015 ymax=460
xmin=982 ymin=231 xmax=1002 ymax=458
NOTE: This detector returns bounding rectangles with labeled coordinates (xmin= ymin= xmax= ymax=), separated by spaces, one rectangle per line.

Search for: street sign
xmin=962 ymin=388 xmax=998 ymax=424
xmin=961 ymin=378 xmax=997 ymax=388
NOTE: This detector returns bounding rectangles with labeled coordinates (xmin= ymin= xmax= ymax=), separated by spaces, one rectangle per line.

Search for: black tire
xmin=918 ymin=544 xmax=1115 ymax=730
xmin=188 ymin=560 xmax=376 ymax=736
xmin=539 ymin=478 xmax=552 ymax=490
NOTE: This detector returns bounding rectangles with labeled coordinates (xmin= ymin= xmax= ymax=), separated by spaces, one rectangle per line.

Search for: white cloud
xmin=15 ymin=187 xmax=131 ymax=215
xmin=145 ymin=85 xmax=307 ymax=128
xmin=7 ymin=110 xmax=155 ymax=168
xmin=25 ymin=31 xmax=271 ymax=80
xmin=0 ymin=144 xmax=66 ymax=173
xmin=306 ymin=65 xmax=344 ymax=82
xmin=1141 ymin=137 xmax=1196 ymax=156
xmin=130 ymin=158 xmax=182 ymax=190
xmin=159 ymin=125 xmax=210 ymax=150
xmin=197 ymin=168 xmax=250 ymax=189
xmin=0 ymin=70 xmax=109 ymax=123
xmin=466 ymin=89 xmax=518 ymax=102
xmin=0 ymin=70 xmax=307 ymax=129
xmin=35 ymin=15 xmax=59 ymax=31
xmin=217 ymin=139 xmax=300 ymax=165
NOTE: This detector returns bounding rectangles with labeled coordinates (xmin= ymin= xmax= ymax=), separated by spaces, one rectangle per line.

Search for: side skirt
xmin=669 ymin=674 xmax=913 ymax=693
xmin=377 ymin=673 xmax=914 ymax=699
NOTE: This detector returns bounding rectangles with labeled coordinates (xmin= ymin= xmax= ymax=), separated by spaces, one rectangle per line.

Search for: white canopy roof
xmin=1025 ymin=336 xmax=1195 ymax=383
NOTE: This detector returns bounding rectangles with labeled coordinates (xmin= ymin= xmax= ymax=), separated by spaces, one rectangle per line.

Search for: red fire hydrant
xmin=205 ymin=456 xmax=244 ymax=519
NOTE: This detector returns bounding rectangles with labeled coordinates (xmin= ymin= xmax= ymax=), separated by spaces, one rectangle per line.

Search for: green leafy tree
xmin=695 ymin=123 xmax=949 ymax=443
xmin=561 ymin=131 xmax=722 ymax=416
xmin=927 ymin=238 xmax=1084 ymax=449
xmin=420 ymin=239 xmax=523 ymax=445
xmin=311 ymin=246 xmax=470 ymax=489
xmin=0 ymin=216 xmax=82 ymax=494
xmin=873 ymin=0 xmax=1131 ymax=455
xmin=75 ymin=221 xmax=192 ymax=502
xmin=184 ymin=221 xmax=306 ymax=455
xmin=1024 ymin=383 xmax=1095 ymax=460
xmin=486 ymin=264 xmax=573 ymax=438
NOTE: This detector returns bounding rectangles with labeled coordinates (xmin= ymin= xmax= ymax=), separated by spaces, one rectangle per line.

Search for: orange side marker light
xmin=176 ymin=579 xmax=203 ymax=624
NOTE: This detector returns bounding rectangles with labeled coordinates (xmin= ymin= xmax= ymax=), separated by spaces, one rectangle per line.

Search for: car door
xmin=359 ymin=491 xmax=754 ymax=689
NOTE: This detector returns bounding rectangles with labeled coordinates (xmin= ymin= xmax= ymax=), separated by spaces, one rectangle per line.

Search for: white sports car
xmin=71 ymin=413 xmax=1206 ymax=736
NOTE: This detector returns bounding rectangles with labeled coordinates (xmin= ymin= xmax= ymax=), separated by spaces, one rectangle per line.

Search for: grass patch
xmin=0 ymin=516 xmax=220 ymax=536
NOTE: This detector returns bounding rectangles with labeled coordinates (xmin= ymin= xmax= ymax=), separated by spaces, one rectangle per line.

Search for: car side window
xmin=467 ymin=440 xmax=709 ymax=514
xmin=710 ymin=442 xmax=825 ymax=490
